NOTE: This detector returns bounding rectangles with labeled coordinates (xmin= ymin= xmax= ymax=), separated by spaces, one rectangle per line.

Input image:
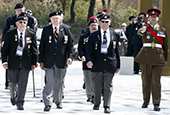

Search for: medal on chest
xmin=49 ymin=36 xmax=52 ymax=43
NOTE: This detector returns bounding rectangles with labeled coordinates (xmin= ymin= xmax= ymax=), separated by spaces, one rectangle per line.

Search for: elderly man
xmin=86 ymin=14 xmax=120 ymax=113
xmin=78 ymin=16 xmax=98 ymax=103
xmin=1 ymin=2 xmax=35 ymax=90
xmin=135 ymin=8 xmax=168 ymax=111
xmin=1 ymin=12 xmax=37 ymax=110
xmin=39 ymin=10 xmax=73 ymax=112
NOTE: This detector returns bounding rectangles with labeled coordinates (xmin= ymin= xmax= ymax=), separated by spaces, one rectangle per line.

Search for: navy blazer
xmin=39 ymin=24 xmax=74 ymax=69
xmin=78 ymin=30 xmax=91 ymax=70
xmin=2 ymin=14 xmax=35 ymax=42
xmin=1 ymin=28 xmax=38 ymax=70
xmin=86 ymin=28 xmax=120 ymax=73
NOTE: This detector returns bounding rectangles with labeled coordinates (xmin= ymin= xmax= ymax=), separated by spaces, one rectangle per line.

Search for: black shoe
xmin=154 ymin=105 xmax=160 ymax=111
xmin=56 ymin=102 xmax=63 ymax=109
xmin=87 ymin=98 xmax=91 ymax=102
xmin=10 ymin=98 xmax=16 ymax=106
xmin=142 ymin=103 xmax=148 ymax=108
xmin=44 ymin=105 xmax=51 ymax=112
xmin=91 ymin=96 xmax=94 ymax=104
xmin=104 ymin=107 xmax=110 ymax=113
xmin=93 ymin=105 xmax=99 ymax=110
xmin=5 ymin=86 xmax=9 ymax=89
xmin=17 ymin=105 xmax=24 ymax=110
xmin=83 ymin=83 xmax=85 ymax=89
xmin=133 ymin=72 xmax=139 ymax=74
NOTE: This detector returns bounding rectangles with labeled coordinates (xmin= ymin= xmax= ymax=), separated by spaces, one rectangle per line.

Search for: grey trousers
xmin=43 ymin=64 xmax=66 ymax=106
xmin=8 ymin=63 xmax=30 ymax=106
xmin=91 ymin=72 xmax=114 ymax=107
xmin=83 ymin=70 xmax=93 ymax=98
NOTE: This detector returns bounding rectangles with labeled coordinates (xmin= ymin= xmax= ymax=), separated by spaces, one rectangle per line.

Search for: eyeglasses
xmin=101 ymin=21 xmax=109 ymax=23
xmin=19 ymin=21 xmax=27 ymax=24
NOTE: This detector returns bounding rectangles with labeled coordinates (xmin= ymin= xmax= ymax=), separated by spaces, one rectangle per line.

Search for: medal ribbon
xmin=54 ymin=27 xmax=59 ymax=42
xmin=145 ymin=25 xmax=163 ymax=46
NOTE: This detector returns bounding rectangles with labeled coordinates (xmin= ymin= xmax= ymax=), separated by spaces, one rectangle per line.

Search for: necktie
xmin=103 ymin=31 xmax=107 ymax=44
xmin=54 ymin=27 xmax=59 ymax=42
xmin=19 ymin=32 xmax=23 ymax=47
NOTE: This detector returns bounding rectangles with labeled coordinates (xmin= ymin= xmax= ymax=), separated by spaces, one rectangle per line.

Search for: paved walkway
xmin=0 ymin=61 xmax=170 ymax=115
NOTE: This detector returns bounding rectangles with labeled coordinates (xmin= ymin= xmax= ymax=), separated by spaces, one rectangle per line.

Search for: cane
xmin=32 ymin=70 xmax=36 ymax=97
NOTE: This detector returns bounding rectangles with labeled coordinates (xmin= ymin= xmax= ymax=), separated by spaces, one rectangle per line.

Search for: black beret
xmin=49 ymin=10 xmax=62 ymax=18
xmin=129 ymin=16 xmax=136 ymax=21
xmin=97 ymin=12 xmax=105 ymax=19
xmin=99 ymin=14 xmax=110 ymax=21
xmin=16 ymin=12 xmax=28 ymax=22
xmin=14 ymin=3 xmax=24 ymax=10
xmin=147 ymin=8 xmax=161 ymax=17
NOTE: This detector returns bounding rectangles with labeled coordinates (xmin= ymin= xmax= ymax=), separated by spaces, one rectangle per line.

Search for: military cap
xmin=16 ymin=12 xmax=28 ymax=22
xmin=97 ymin=9 xmax=108 ymax=19
xmin=99 ymin=14 xmax=110 ymax=21
xmin=129 ymin=16 xmax=135 ymax=21
xmin=49 ymin=10 xmax=62 ymax=18
xmin=147 ymin=8 xmax=161 ymax=16
xmin=88 ymin=16 xmax=98 ymax=26
xmin=14 ymin=3 xmax=24 ymax=10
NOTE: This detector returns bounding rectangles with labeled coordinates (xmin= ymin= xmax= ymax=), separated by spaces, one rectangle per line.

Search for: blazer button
xmin=20 ymin=57 xmax=22 ymax=59
xmin=104 ymin=59 xmax=106 ymax=61
xmin=54 ymin=53 xmax=56 ymax=55
xmin=55 ymin=47 xmax=57 ymax=49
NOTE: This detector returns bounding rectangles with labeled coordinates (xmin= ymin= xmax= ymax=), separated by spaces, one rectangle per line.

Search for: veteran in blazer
xmin=1 ymin=12 xmax=37 ymax=110
xmin=86 ymin=15 xmax=120 ymax=114
xmin=1 ymin=3 xmax=35 ymax=90
xmin=135 ymin=8 xmax=168 ymax=111
xmin=78 ymin=16 xmax=99 ymax=103
xmin=39 ymin=10 xmax=73 ymax=112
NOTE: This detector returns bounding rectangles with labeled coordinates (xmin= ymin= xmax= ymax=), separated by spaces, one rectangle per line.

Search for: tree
xmin=102 ymin=0 xmax=106 ymax=8
xmin=108 ymin=0 xmax=111 ymax=9
xmin=87 ymin=0 xmax=95 ymax=21
xmin=23 ymin=0 xmax=26 ymax=4
xmin=70 ymin=0 xmax=75 ymax=22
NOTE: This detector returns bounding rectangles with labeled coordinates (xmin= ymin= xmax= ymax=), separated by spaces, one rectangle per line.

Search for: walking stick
xmin=32 ymin=70 xmax=36 ymax=97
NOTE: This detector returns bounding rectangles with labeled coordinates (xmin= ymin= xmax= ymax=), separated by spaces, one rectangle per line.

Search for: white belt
xmin=143 ymin=43 xmax=162 ymax=48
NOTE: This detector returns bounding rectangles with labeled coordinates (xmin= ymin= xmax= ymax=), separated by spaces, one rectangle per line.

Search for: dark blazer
xmin=78 ymin=30 xmax=91 ymax=70
xmin=2 ymin=14 xmax=35 ymax=42
xmin=86 ymin=28 xmax=120 ymax=73
xmin=1 ymin=28 xmax=38 ymax=70
xmin=39 ymin=24 xmax=74 ymax=69
xmin=125 ymin=24 xmax=135 ymax=44
xmin=131 ymin=23 xmax=143 ymax=45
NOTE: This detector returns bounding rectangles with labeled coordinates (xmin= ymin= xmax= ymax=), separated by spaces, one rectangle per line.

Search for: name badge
xmin=101 ymin=44 xmax=107 ymax=53
xmin=16 ymin=46 xmax=23 ymax=56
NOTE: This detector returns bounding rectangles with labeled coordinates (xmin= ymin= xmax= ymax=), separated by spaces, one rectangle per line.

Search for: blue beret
xmin=14 ymin=3 xmax=24 ymax=10
xmin=16 ymin=12 xmax=28 ymax=22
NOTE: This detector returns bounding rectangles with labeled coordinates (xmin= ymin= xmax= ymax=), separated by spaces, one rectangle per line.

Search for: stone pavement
xmin=0 ymin=60 xmax=170 ymax=115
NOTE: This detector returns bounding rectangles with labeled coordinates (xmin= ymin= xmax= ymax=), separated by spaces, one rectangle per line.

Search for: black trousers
xmin=133 ymin=44 xmax=142 ymax=73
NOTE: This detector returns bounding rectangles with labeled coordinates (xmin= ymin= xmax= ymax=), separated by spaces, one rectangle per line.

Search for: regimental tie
xmin=103 ymin=31 xmax=107 ymax=44
xmin=19 ymin=32 xmax=23 ymax=47
xmin=54 ymin=27 xmax=59 ymax=42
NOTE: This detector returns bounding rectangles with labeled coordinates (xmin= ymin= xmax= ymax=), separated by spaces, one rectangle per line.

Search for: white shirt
xmin=17 ymin=29 xmax=26 ymax=48
xmin=101 ymin=28 xmax=110 ymax=48
xmin=52 ymin=24 xmax=60 ymax=34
